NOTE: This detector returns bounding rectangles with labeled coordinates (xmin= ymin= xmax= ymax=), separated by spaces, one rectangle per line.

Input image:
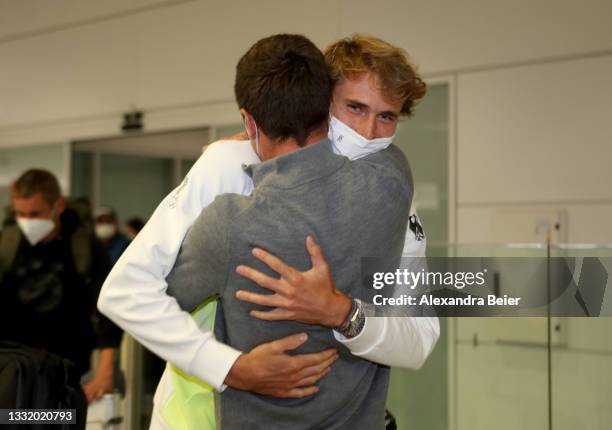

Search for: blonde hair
xmin=325 ymin=34 xmax=426 ymax=116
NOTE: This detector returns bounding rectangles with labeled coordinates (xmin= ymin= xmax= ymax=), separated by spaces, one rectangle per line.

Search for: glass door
xmin=386 ymin=82 xmax=450 ymax=429
xmin=550 ymin=245 xmax=612 ymax=430
xmin=71 ymin=128 xmax=207 ymax=429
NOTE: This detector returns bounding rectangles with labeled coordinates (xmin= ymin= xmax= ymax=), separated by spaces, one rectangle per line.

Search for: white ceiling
xmin=0 ymin=0 xmax=189 ymax=42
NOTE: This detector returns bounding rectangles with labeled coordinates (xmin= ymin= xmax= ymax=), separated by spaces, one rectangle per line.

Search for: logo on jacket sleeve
xmin=409 ymin=214 xmax=425 ymax=241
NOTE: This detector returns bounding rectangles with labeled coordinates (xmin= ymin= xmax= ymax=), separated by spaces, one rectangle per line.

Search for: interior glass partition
xmin=433 ymin=244 xmax=550 ymax=430
xmin=413 ymin=243 xmax=611 ymax=430
xmin=71 ymin=129 xmax=207 ymax=429
xmin=385 ymin=82 xmax=450 ymax=430
xmin=549 ymin=245 xmax=612 ymax=430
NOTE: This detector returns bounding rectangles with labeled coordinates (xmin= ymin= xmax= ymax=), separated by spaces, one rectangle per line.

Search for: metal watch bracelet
xmin=337 ymin=298 xmax=365 ymax=338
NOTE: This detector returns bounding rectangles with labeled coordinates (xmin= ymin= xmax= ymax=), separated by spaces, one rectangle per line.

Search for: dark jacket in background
xmin=0 ymin=208 xmax=122 ymax=376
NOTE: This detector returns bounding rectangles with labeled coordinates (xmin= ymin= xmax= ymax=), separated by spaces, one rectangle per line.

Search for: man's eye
xmin=347 ymin=104 xmax=361 ymax=112
xmin=379 ymin=114 xmax=397 ymax=124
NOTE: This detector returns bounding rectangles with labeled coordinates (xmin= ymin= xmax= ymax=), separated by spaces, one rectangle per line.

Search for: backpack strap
xmin=0 ymin=225 xmax=22 ymax=280
xmin=70 ymin=225 xmax=91 ymax=278
xmin=1 ymin=217 xmax=92 ymax=280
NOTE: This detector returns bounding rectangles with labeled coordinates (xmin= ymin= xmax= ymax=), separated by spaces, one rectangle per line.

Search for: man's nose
xmin=358 ymin=116 xmax=377 ymax=140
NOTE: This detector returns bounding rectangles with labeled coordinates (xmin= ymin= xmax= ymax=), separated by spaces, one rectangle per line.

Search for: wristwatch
xmin=337 ymin=298 xmax=366 ymax=338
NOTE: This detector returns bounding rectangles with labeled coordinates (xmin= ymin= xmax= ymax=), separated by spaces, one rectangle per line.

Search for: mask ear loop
xmin=243 ymin=115 xmax=261 ymax=159
xmin=328 ymin=111 xmax=341 ymax=154
xmin=254 ymin=123 xmax=260 ymax=158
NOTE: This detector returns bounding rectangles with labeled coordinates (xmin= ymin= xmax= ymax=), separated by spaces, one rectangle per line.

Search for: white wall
xmin=457 ymin=55 xmax=612 ymax=244
xmin=2 ymin=0 xmax=611 ymax=153
xmin=0 ymin=0 xmax=340 ymax=146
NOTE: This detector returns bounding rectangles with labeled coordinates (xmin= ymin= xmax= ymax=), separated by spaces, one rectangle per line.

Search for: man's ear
xmin=54 ymin=197 xmax=66 ymax=218
xmin=239 ymin=108 xmax=256 ymax=140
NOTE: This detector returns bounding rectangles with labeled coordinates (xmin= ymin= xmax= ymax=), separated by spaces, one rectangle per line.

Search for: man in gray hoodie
xmin=165 ymin=34 xmax=413 ymax=429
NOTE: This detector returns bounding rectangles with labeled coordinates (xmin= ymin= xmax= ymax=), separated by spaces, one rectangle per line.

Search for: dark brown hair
xmin=13 ymin=169 xmax=61 ymax=205
xmin=234 ymin=34 xmax=333 ymax=146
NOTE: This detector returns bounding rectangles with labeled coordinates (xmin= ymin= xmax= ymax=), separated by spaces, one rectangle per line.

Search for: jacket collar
xmin=243 ymin=139 xmax=346 ymax=189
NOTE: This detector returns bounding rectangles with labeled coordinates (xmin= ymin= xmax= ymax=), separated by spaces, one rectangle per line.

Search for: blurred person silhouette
xmin=0 ymin=169 xmax=122 ymax=417
xmin=94 ymin=207 xmax=130 ymax=265
xmin=124 ymin=217 xmax=145 ymax=241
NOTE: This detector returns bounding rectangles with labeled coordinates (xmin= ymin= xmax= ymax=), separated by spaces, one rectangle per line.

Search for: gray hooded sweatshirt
xmin=167 ymin=139 xmax=412 ymax=429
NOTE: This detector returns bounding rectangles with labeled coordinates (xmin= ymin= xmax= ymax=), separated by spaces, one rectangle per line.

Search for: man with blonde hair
xmin=236 ymin=33 xmax=434 ymax=372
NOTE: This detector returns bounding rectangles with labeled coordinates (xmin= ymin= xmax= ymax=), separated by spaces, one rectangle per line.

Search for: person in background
xmin=124 ymin=217 xmax=145 ymax=241
xmin=94 ymin=207 xmax=130 ymax=265
xmin=0 ymin=169 xmax=123 ymax=408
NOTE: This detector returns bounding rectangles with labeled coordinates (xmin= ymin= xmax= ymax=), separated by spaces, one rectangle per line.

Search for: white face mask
xmin=95 ymin=223 xmax=117 ymax=240
xmin=17 ymin=217 xmax=55 ymax=246
xmin=328 ymin=115 xmax=394 ymax=160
